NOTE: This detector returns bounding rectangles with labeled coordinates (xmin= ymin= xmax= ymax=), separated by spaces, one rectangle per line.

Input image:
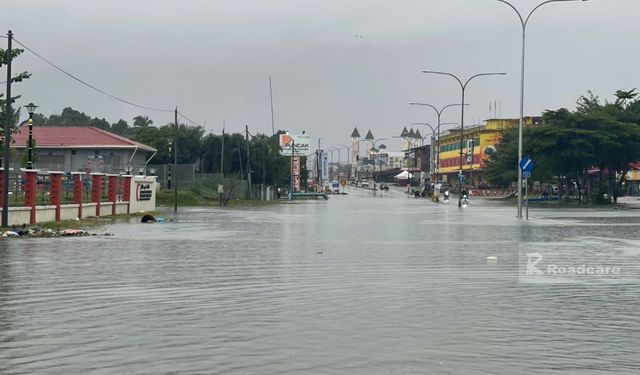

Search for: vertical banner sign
xmin=293 ymin=156 xmax=301 ymax=191
xmin=321 ymin=152 xmax=329 ymax=182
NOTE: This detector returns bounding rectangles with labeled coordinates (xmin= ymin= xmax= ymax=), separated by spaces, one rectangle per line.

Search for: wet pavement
xmin=1 ymin=187 xmax=639 ymax=374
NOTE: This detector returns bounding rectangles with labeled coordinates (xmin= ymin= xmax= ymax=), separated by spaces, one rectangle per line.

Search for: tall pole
xmin=174 ymin=107 xmax=178 ymax=212
xmin=409 ymin=102 xmax=466 ymax=184
xmin=290 ymin=140 xmax=295 ymax=199
xmin=421 ymin=71 xmax=506 ymax=207
xmin=2 ymin=30 xmax=13 ymax=227
xmin=317 ymin=137 xmax=321 ymax=192
xmin=269 ymin=75 xmax=275 ymax=135
xmin=495 ymin=0 xmax=587 ymax=218
xmin=221 ymin=119 xmax=225 ymax=179
xmin=27 ymin=115 xmax=34 ymax=169
xmin=246 ymin=125 xmax=252 ymax=200
xmin=459 ymin=89 xmax=466 ymax=207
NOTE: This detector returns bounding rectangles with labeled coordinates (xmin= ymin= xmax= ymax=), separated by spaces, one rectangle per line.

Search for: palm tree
xmin=133 ymin=115 xmax=153 ymax=128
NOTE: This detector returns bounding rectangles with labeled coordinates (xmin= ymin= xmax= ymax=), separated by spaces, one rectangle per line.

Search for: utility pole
xmin=246 ymin=125 xmax=252 ymax=200
xmin=317 ymin=138 xmax=321 ymax=192
xmin=2 ymin=30 xmax=13 ymax=227
xmin=290 ymin=140 xmax=295 ymax=199
xmin=221 ymin=119 xmax=225 ymax=179
xmin=269 ymin=75 xmax=275 ymax=135
xmin=174 ymin=107 xmax=178 ymax=212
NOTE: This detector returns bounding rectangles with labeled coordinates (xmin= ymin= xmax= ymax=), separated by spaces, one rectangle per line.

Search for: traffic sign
xmin=523 ymin=171 xmax=531 ymax=179
xmin=458 ymin=174 xmax=465 ymax=184
xmin=519 ymin=156 xmax=535 ymax=172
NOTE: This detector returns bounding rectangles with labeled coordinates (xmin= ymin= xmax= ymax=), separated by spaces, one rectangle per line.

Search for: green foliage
xmin=0 ymin=47 xmax=30 ymax=154
xmin=133 ymin=115 xmax=153 ymax=128
xmin=485 ymin=89 xmax=640 ymax=203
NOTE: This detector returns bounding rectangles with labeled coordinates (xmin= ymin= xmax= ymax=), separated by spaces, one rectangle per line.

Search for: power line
xmin=13 ymin=37 xmax=174 ymax=113
xmin=177 ymin=111 xmax=204 ymax=127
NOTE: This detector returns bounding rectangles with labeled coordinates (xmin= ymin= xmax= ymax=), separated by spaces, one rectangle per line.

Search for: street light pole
xmin=409 ymin=102 xmax=467 ymax=184
xmin=368 ymin=138 xmax=388 ymax=190
xmin=421 ymin=70 xmax=506 ymax=207
xmin=2 ymin=30 xmax=13 ymax=227
xmin=25 ymin=103 xmax=38 ymax=170
xmin=494 ymin=0 xmax=588 ymax=219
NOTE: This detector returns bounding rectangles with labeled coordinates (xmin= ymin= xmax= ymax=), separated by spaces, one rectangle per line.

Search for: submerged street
xmin=1 ymin=189 xmax=640 ymax=374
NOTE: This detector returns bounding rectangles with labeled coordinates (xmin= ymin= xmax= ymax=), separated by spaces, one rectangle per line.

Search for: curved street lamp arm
xmin=526 ymin=0 xmax=584 ymax=26
xmin=410 ymin=122 xmax=436 ymax=135
xmin=409 ymin=102 xmax=438 ymax=115
xmin=495 ymin=0 xmax=525 ymax=27
xmin=440 ymin=103 xmax=469 ymax=115
xmin=463 ymin=72 xmax=507 ymax=89
xmin=421 ymin=70 xmax=464 ymax=89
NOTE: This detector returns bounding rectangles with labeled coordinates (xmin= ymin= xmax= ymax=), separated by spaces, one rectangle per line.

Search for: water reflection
xmin=1 ymin=189 xmax=639 ymax=374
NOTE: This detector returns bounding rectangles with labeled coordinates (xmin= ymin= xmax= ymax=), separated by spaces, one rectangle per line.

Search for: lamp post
xmin=410 ymin=122 xmax=436 ymax=183
xmin=421 ymin=70 xmax=506 ymax=207
xmin=494 ymin=0 xmax=588 ymax=219
xmin=368 ymin=138 xmax=388 ymax=190
xmin=25 ymin=102 xmax=38 ymax=170
xmin=409 ymin=102 xmax=467 ymax=184
xmin=337 ymin=144 xmax=351 ymax=179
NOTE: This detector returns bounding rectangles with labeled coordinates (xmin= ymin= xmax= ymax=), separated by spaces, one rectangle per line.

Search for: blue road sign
xmin=458 ymin=174 xmax=465 ymax=184
xmin=523 ymin=171 xmax=531 ymax=179
xmin=519 ymin=156 xmax=535 ymax=172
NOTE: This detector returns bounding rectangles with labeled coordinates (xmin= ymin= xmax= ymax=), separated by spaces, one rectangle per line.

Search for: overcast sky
xmin=2 ymin=0 xmax=639 ymax=151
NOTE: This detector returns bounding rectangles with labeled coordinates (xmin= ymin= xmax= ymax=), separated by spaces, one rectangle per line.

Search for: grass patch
xmin=156 ymin=189 xmax=282 ymax=207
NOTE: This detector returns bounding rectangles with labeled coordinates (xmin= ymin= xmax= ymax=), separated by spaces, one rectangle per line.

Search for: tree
xmin=485 ymin=90 xmax=640 ymax=204
xmin=89 ymin=117 xmax=110 ymax=130
xmin=47 ymin=107 xmax=91 ymax=125
xmin=110 ymin=119 xmax=130 ymax=136
xmin=133 ymin=115 xmax=153 ymax=128
xmin=1 ymin=46 xmax=31 ymax=165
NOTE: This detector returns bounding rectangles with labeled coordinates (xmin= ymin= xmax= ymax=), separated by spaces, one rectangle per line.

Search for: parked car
xmin=361 ymin=178 xmax=369 ymax=188
xmin=379 ymin=184 xmax=389 ymax=191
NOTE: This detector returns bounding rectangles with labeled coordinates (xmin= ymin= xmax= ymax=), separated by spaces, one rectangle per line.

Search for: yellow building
xmin=437 ymin=117 xmax=542 ymax=186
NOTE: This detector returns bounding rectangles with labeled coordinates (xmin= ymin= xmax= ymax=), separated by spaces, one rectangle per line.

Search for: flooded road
xmin=1 ymin=187 xmax=639 ymax=374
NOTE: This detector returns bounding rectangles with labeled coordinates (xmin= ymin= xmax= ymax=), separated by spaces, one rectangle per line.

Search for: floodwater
xmin=1 ymin=187 xmax=639 ymax=374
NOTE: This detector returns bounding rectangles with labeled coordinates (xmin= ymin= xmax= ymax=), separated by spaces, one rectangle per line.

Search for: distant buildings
xmin=347 ymin=117 xmax=543 ymax=187
xmin=437 ymin=117 xmax=542 ymax=186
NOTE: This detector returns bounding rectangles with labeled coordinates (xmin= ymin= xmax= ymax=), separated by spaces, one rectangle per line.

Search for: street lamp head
xmin=25 ymin=103 xmax=38 ymax=116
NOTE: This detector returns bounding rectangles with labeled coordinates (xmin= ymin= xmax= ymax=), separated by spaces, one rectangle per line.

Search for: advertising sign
xmin=321 ymin=152 xmax=329 ymax=181
xmin=280 ymin=133 xmax=313 ymax=156
xmin=293 ymin=156 xmax=301 ymax=191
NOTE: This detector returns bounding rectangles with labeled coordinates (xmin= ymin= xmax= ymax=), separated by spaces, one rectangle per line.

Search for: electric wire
xmin=13 ymin=37 xmax=174 ymax=113
xmin=7 ymin=36 xmax=209 ymax=128
xmin=177 ymin=111 xmax=204 ymax=127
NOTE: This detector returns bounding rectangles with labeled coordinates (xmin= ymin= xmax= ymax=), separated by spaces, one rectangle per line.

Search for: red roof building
xmin=11 ymin=125 xmax=157 ymax=173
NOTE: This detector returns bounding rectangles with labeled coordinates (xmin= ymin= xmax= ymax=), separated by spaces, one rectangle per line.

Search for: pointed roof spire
xmin=408 ymin=128 xmax=415 ymax=138
xmin=415 ymin=129 xmax=422 ymax=139
xmin=400 ymin=126 xmax=409 ymax=138
xmin=350 ymin=127 xmax=361 ymax=138
xmin=379 ymin=144 xmax=387 ymax=149
xmin=365 ymin=130 xmax=374 ymax=140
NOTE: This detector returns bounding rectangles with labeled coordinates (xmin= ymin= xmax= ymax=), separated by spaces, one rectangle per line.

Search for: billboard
xmin=321 ymin=151 xmax=329 ymax=181
xmin=280 ymin=133 xmax=313 ymax=156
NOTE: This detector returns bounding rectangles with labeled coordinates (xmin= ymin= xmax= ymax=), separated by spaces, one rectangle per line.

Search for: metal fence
xmin=3 ymin=170 xmax=119 ymax=207
xmin=148 ymin=163 xmax=195 ymax=190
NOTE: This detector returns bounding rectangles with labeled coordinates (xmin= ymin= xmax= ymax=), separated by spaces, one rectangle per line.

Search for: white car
xmin=360 ymin=179 xmax=369 ymax=188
